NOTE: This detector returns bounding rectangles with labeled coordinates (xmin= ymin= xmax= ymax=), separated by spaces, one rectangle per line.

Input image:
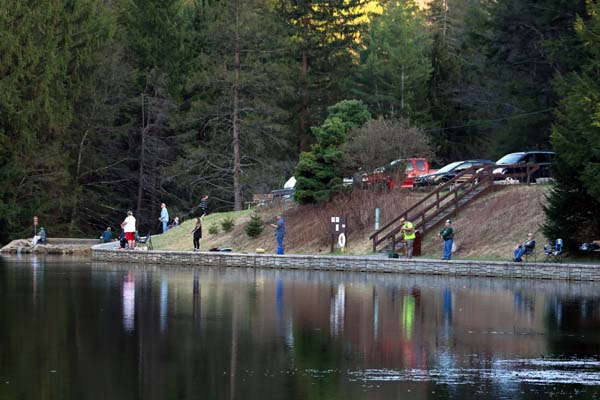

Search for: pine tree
xmin=277 ymin=0 xmax=368 ymax=151
xmin=478 ymin=0 xmax=586 ymax=155
xmin=425 ymin=0 xmax=489 ymax=162
xmin=543 ymin=1 xmax=600 ymax=251
xmin=175 ymin=0 xmax=293 ymax=211
xmin=245 ymin=214 xmax=265 ymax=238
xmin=120 ymin=0 xmax=192 ymax=227
xmin=295 ymin=100 xmax=371 ymax=203
xmin=0 ymin=0 xmax=117 ymax=242
xmin=354 ymin=0 xmax=432 ymax=123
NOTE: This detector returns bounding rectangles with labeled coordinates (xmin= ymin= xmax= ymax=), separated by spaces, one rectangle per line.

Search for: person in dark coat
xmin=100 ymin=227 xmax=113 ymax=243
xmin=192 ymin=217 xmax=202 ymax=251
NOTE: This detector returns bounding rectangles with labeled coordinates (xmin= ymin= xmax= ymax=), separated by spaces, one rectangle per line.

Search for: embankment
xmin=91 ymin=246 xmax=600 ymax=282
xmin=153 ymin=185 xmax=550 ymax=260
xmin=0 ymin=238 xmax=98 ymax=255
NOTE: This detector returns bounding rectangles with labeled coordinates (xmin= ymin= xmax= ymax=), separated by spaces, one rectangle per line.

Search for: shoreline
xmin=0 ymin=238 xmax=99 ymax=255
xmin=91 ymin=243 xmax=600 ymax=282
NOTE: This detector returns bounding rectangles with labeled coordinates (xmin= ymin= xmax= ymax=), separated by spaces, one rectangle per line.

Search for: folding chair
xmin=523 ymin=242 xmax=536 ymax=262
xmin=136 ymin=233 xmax=153 ymax=250
xmin=544 ymin=239 xmax=563 ymax=263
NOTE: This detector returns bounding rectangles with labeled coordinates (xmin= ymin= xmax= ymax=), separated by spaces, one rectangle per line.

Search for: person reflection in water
xmin=122 ymin=271 xmax=135 ymax=333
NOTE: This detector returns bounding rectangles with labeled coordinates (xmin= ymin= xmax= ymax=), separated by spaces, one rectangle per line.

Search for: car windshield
xmin=496 ymin=153 xmax=524 ymax=164
xmin=436 ymin=161 xmax=462 ymax=173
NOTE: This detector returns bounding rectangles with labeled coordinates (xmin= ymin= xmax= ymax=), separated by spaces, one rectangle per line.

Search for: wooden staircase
xmin=369 ymin=166 xmax=496 ymax=252
xmin=369 ymin=163 xmax=544 ymax=252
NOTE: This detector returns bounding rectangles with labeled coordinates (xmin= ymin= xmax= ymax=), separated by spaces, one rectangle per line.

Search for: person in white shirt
xmin=121 ymin=211 xmax=136 ymax=250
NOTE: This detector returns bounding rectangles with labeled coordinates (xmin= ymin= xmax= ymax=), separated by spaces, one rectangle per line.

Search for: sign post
xmin=330 ymin=216 xmax=347 ymax=253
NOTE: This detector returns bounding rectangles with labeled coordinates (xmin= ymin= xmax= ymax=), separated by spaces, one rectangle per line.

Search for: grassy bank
xmin=153 ymin=185 xmax=587 ymax=262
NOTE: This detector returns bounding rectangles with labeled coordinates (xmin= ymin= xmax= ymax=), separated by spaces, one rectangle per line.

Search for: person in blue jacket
xmin=159 ymin=203 xmax=169 ymax=233
xmin=100 ymin=227 xmax=113 ymax=243
xmin=270 ymin=215 xmax=286 ymax=255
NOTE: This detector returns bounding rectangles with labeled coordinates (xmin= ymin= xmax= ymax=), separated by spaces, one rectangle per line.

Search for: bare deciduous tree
xmin=342 ymin=118 xmax=435 ymax=175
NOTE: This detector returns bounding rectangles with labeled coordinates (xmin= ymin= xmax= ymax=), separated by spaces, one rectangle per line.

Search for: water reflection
xmin=122 ymin=271 xmax=135 ymax=333
xmin=330 ymin=283 xmax=345 ymax=337
xmin=31 ymin=255 xmax=43 ymax=305
xmin=0 ymin=257 xmax=600 ymax=400
xmin=160 ymin=275 xmax=168 ymax=333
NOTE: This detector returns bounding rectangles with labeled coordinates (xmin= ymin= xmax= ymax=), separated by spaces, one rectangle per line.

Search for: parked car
xmin=362 ymin=158 xmax=435 ymax=189
xmin=492 ymin=151 xmax=555 ymax=181
xmin=413 ymin=159 xmax=495 ymax=187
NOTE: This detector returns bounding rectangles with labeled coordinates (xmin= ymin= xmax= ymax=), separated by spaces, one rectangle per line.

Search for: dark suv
xmin=492 ymin=151 xmax=555 ymax=181
xmin=414 ymin=159 xmax=494 ymax=187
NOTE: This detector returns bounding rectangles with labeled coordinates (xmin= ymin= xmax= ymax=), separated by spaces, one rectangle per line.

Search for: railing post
xmin=436 ymin=191 xmax=439 ymax=209
xmin=454 ymin=190 xmax=459 ymax=215
xmin=372 ymin=234 xmax=377 ymax=252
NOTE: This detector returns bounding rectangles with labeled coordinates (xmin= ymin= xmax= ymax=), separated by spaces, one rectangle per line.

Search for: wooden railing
xmin=369 ymin=163 xmax=545 ymax=252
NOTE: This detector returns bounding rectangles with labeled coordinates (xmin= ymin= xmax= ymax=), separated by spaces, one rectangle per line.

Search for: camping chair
xmin=523 ymin=241 xmax=536 ymax=262
xmin=136 ymin=233 xmax=153 ymax=250
xmin=544 ymin=239 xmax=563 ymax=263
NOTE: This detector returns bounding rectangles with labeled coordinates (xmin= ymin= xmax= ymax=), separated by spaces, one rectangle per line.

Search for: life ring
xmin=338 ymin=233 xmax=346 ymax=248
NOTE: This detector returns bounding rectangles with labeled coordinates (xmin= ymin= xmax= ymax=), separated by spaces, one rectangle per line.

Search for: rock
xmin=0 ymin=238 xmax=94 ymax=255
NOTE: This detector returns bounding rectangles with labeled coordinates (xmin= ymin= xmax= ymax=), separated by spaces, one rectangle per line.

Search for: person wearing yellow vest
xmin=399 ymin=217 xmax=416 ymax=258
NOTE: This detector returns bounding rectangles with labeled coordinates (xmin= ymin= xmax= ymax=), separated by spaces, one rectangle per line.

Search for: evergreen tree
xmin=478 ymin=0 xmax=586 ymax=155
xmin=0 ymin=0 xmax=117 ymax=242
xmin=175 ymin=0 xmax=293 ymax=211
xmin=277 ymin=0 xmax=368 ymax=151
xmin=295 ymin=100 xmax=371 ymax=203
xmin=425 ymin=0 xmax=489 ymax=162
xmin=120 ymin=0 xmax=192 ymax=227
xmin=543 ymin=1 xmax=600 ymax=251
xmin=354 ymin=0 xmax=432 ymax=123
xmin=245 ymin=214 xmax=265 ymax=238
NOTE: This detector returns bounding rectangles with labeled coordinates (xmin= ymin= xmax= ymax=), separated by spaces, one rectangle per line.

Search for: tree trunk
xmin=401 ymin=67 xmax=405 ymax=110
xmin=299 ymin=11 xmax=310 ymax=151
xmin=68 ymin=129 xmax=89 ymax=235
xmin=137 ymin=93 xmax=147 ymax=216
xmin=443 ymin=0 xmax=448 ymax=39
xmin=232 ymin=0 xmax=242 ymax=211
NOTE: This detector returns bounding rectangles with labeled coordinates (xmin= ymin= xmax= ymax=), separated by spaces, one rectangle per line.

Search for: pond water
xmin=1 ymin=256 xmax=600 ymax=400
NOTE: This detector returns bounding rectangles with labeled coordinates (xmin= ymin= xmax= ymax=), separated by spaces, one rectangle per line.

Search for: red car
xmin=362 ymin=158 xmax=435 ymax=189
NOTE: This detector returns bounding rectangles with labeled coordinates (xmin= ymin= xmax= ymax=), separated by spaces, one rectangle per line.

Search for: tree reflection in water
xmin=0 ymin=257 xmax=599 ymax=400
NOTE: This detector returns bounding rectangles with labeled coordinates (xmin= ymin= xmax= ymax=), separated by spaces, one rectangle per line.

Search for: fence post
xmin=454 ymin=190 xmax=459 ymax=216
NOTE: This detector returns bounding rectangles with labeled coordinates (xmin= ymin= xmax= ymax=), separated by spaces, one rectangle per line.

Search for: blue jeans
xmin=514 ymin=247 xmax=525 ymax=261
xmin=276 ymin=234 xmax=284 ymax=254
xmin=443 ymin=239 xmax=453 ymax=260
xmin=162 ymin=221 xmax=168 ymax=233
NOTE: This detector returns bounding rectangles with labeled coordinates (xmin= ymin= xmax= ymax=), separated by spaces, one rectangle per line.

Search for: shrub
xmin=245 ymin=214 xmax=264 ymax=238
xmin=294 ymin=100 xmax=371 ymax=204
xmin=208 ymin=224 xmax=219 ymax=235
xmin=220 ymin=217 xmax=235 ymax=232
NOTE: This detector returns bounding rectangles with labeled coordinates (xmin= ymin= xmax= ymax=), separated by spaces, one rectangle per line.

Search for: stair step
xmin=372 ymin=179 xmax=491 ymax=251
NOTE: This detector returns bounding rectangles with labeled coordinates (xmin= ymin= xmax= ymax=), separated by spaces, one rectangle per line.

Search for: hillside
xmin=153 ymin=185 xmax=549 ymax=260
xmin=419 ymin=185 xmax=548 ymax=259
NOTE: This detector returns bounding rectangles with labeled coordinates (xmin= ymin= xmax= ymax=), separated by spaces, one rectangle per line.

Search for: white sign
xmin=338 ymin=233 xmax=346 ymax=248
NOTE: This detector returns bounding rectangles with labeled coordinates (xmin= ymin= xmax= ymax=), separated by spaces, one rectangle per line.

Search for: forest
xmin=0 ymin=0 xmax=598 ymax=246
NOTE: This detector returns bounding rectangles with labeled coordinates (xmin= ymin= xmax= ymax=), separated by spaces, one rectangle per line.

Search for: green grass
xmin=152 ymin=209 xmax=253 ymax=251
